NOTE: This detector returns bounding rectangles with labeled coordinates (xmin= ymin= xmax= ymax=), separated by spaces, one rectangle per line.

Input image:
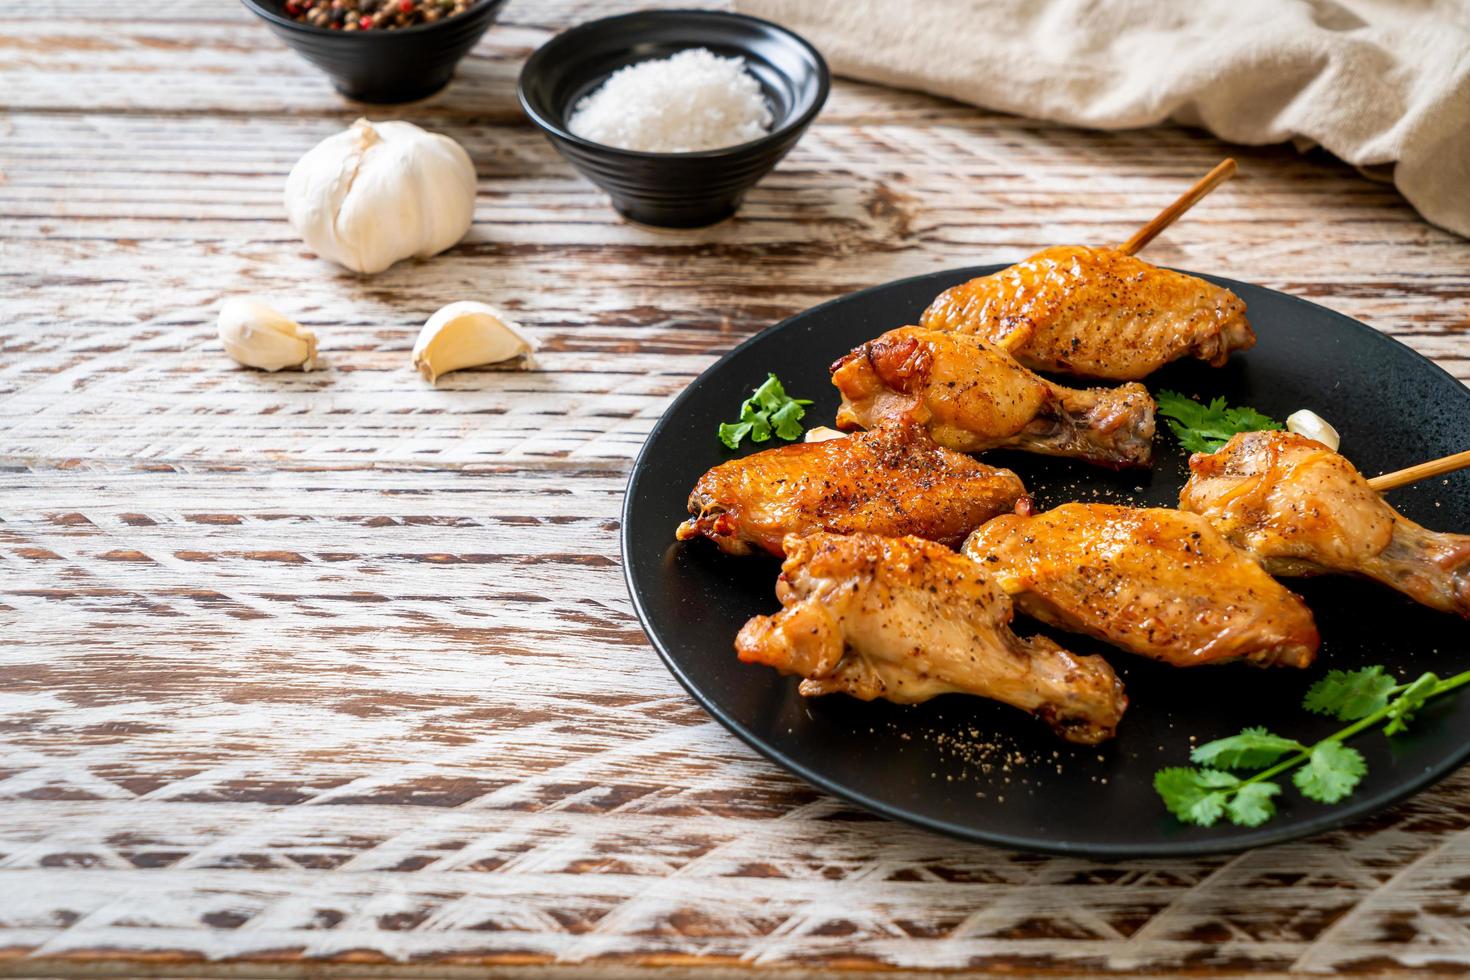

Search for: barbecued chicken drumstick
xmin=735 ymin=532 xmax=1128 ymax=744
xmin=831 ymin=326 xmax=1155 ymax=469
xmin=1180 ymin=430 xmax=1470 ymax=618
xmin=962 ymin=503 xmax=1319 ymax=668
xmin=921 ymin=245 xmax=1255 ymax=381
xmin=677 ymin=420 xmax=1026 ymax=557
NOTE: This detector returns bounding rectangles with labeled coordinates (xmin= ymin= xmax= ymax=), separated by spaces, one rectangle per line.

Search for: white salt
xmin=566 ymin=47 xmax=773 ymax=153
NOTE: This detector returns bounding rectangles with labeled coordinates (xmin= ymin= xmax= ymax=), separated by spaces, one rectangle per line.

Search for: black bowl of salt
xmin=517 ymin=9 xmax=829 ymax=228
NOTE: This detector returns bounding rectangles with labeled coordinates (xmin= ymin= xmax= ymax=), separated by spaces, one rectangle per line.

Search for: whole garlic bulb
xmin=412 ymin=302 xmax=532 ymax=383
xmin=218 ymin=299 xmax=318 ymax=372
xmin=284 ymin=118 xmax=475 ymax=275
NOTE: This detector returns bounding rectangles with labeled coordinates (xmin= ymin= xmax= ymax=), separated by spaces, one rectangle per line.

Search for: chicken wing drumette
xmin=831 ymin=326 xmax=1155 ymax=469
xmin=676 ymin=420 xmax=1027 ymax=557
xmin=963 ymin=503 xmax=1319 ymax=668
xmin=735 ymin=532 xmax=1128 ymax=744
xmin=1180 ymin=430 xmax=1470 ymax=618
xmin=921 ymin=245 xmax=1255 ymax=380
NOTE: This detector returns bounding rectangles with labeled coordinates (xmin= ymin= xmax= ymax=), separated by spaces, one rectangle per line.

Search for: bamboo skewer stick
xmin=1117 ymin=158 xmax=1238 ymax=256
xmin=1368 ymin=449 xmax=1470 ymax=492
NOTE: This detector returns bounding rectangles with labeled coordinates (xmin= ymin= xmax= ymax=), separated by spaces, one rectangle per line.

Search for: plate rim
xmin=621 ymin=263 xmax=1470 ymax=858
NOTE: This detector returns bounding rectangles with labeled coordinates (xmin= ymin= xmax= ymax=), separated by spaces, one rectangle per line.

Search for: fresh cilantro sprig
xmin=1156 ymin=389 xmax=1282 ymax=454
xmin=1155 ymin=666 xmax=1470 ymax=828
xmin=717 ymin=373 xmax=814 ymax=449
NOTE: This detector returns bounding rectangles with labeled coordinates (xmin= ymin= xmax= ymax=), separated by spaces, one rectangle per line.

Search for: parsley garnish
xmin=1155 ymin=666 xmax=1470 ymax=827
xmin=717 ymin=373 xmax=814 ymax=449
xmin=1156 ymin=389 xmax=1282 ymax=454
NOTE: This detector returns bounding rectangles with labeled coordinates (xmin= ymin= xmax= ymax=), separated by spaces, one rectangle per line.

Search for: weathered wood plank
xmin=0 ymin=5 xmax=957 ymax=121
xmin=4 ymin=0 xmax=1470 ymax=975
xmin=3 ymin=119 xmax=1465 ymax=473
xmin=1 ymin=776 xmax=1469 ymax=972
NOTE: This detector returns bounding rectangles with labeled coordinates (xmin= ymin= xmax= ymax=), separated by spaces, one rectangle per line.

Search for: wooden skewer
xmin=1117 ymin=158 xmax=1238 ymax=256
xmin=1368 ymin=449 xmax=1470 ymax=492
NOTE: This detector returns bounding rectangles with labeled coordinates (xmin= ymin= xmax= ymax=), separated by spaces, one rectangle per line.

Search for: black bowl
xmin=242 ymin=0 xmax=508 ymax=104
xmin=517 ymin=10 xmax=829 ymax=228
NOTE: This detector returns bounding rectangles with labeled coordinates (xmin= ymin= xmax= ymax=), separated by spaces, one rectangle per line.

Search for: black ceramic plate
xmin=622 ymin=265 xmax=1470 ymax=857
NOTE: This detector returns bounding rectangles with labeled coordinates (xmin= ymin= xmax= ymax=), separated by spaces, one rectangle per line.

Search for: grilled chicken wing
xmin=831 ymin=326 xmax=1155 ymax=469
xmin=735 ymin=532 xmax=1128 ymax=744
xmin=1180 ymin=430 xmax=1470 ymax=617
xmin=677 ymin=421 xmax=1026 ymax=557
xmin=962 ymin=503 xmax=1319 ymax=668
xmin=921 ymin=245 xmax=1255 ymax=380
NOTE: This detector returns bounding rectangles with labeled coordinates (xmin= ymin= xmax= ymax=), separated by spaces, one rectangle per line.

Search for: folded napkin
xmin=736 ymin=0 xmax=1470 ymax=237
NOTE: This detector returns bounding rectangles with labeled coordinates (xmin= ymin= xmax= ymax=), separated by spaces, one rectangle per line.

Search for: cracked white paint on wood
xmin=3 ymin=0 xmax=1470 ymax=975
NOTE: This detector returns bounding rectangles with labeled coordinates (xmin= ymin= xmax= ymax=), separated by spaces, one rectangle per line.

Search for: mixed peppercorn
xmin=284 ymin=0 xmax=474 ymax=31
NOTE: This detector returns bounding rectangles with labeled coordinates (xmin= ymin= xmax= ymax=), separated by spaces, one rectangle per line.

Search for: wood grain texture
xmin=3 ymin=0 xmax=1470 ymax=975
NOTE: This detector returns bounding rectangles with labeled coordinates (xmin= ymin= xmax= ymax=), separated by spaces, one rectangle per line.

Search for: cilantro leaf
xmin=1193 ymin=768 xmax=1244 ymax=788
xmin=1292 ymin=741 xmax=1366 ymax=803
xmin=769 ymin=399 xmax=809 ymax=441
xmin=1224 ymin=404 xmax=1282 ymax=433
xmin=1154 ymin=767 xmax=1239 ymax=826
xmin=749 ymin=374 xmax=788 ymax=413
xmin=718 ymin=374 xmax=816 ymax=449
xmin=1163 ymin=418 xmax=1218 ymax=455
xmin=1384 ymin=672 xmax=1441 ymax=735
xmin=1156 ymin=389 xmax=1282 ymax=454
xmin=1190 ymin=726 xmax=1304 ymax=769
xmin=1226 ymin=781 xmax=1281 ymax=827
xmin=717 ymin=422 xmax=752 ymax=449
xmin=1303 ymin=667 xmax=1399 ymax=721
xmin=1154 ymin=390 xmax=1212 ymax=429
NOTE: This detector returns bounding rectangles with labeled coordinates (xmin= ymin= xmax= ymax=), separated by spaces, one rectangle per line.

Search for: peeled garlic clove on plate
xmin=218 ymin=299 xmax=318 ymax=372
xmin=804 ymin=426 xmax=847 ymax=443
xmin=413 ymin=302 xmax=531 ymax=383
xmin=1286 ymin=409 xmax=1340 ymax=451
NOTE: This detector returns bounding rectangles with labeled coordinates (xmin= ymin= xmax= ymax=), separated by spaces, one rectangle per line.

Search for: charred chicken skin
xmin=677 ymin=420 xmax=1026 ymax=557
xmin=831 ymin=326 xmax=1155 ymax=469
xmin=735 ymin=532 xmax=1128 ymax=744
xmin=921 ymin=245 xmax=1255 ymax=380
xmin=1180 ymin=430 xmax=1470 ymax=618
xmin=962 ymin=503 xmax=1319 ymax=668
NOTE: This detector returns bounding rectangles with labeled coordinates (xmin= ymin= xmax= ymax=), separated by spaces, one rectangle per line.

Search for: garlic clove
xmin=218 ymin=299 xmax=318 ymax=372
xmin=1286 ymin=409 xmax=1340 ymax=451
xmin=412 ymin=301 xmax=531 ymax=383
xmin=804 ymin=426 xmax=847 ymax=443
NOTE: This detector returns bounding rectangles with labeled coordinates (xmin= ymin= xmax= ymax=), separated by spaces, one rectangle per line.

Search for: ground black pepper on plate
xmin=284 ymin=0 xmax=473 ymax=30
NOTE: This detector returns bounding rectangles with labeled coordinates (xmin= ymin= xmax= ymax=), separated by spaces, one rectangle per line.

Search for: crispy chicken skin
xmin=1180 ymin=430 xmax=1470 ymax=618
xmin=677 ymin=421 xmax=1026 ymax=557
xmin=735 ymin=532 xmax=1128 ymax=744
xmin=831 ymin=326 xmax=1155 ymax=469
xmin=921 ymin=245 xmax=1255 ymax=380
xmin=962 ymin=503 xmax=1319 ymax=668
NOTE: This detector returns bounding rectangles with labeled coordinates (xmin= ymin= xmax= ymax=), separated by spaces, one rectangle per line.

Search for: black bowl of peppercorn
xmin=242 ymin=0 xmax=507 ymax=103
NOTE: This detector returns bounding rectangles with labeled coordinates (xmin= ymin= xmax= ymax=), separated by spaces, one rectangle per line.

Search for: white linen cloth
xmin=736 ymin=0 xmax=1470 ymax=237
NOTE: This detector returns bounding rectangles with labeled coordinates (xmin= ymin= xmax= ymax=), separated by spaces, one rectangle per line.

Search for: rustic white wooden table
xmin=4 ymin=0 xmax=1470 ymax=976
